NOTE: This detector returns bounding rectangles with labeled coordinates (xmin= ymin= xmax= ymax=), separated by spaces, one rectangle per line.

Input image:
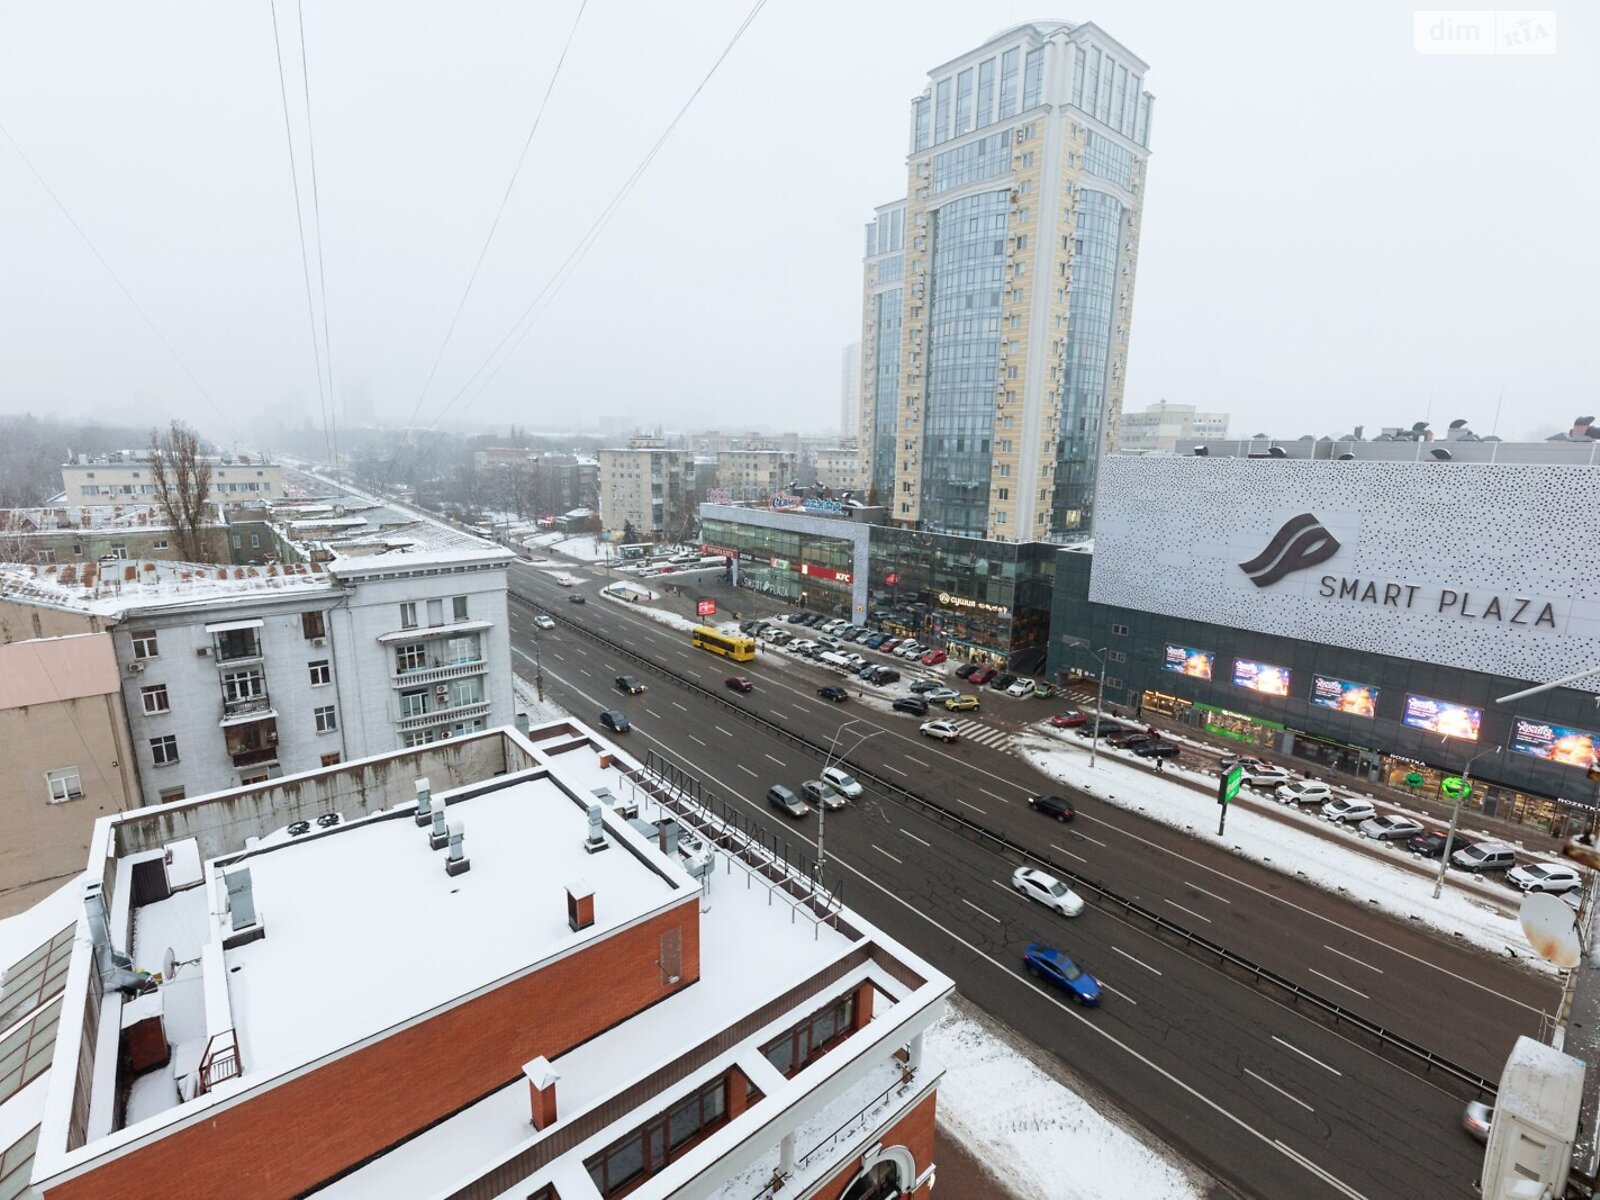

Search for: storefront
xmin=700 ymin=505 xmax=869 ymax=622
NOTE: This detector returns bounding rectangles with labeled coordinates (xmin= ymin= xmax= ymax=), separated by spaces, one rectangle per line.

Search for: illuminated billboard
xmin=1310 ymin=674 xmax=1379 ymax=718
xmin=1510 ymin=718 xmax=1600 ymax=768
xmin=1402 ymin=693 xmax=1482 ymax=740
xmin=1162 ymin=645 xmax=1214 ymax=680
xmin=1232 ymin=658 xmax=1291 ymax=696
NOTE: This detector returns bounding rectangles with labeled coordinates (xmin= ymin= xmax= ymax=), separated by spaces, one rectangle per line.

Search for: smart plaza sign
xmin=1243 ymin=513 xmax=1561 ymax=630
xmin=1089 ymin=457 xmax=1600 ymax=691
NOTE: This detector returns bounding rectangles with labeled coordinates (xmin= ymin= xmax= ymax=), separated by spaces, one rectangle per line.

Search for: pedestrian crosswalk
xmin=947 ymin=718 xmax=1015 ymax=751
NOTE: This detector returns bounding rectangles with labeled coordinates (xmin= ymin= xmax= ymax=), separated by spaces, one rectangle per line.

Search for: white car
xmin=919 ymin=719 xmax=960 ymax=742
xmin=788 ymin=639 xmax=818 ymax=653
xmin=1358 ymin=814 xmax=1425 ymax=842
xmin=820 ymin=766 xmax=863 ymax=799
xmin=533 ymin=615 xmax=555 ymax=630
xmin=1241 ymin=765 xmax=1291 ymax=787
xmin=1321 ymin=797 xmax=1376 ymax=825
xmin=1274 ymin=780 xmax=1332 ymax=807
xmin=1011 ymin=866 xmax=1085 ymax=917
xmin=1507 ymin=862 xmax=1584 ymax=894
xmin=841 ymin=653 xmax=867 ymax=669
xmin=1006 ymin=678 xmax=1036 ymax=698
xmin=924 ymin=687 xmax=960 ymax=703
xmin=896 ymin=643 xmax=925 ymax=659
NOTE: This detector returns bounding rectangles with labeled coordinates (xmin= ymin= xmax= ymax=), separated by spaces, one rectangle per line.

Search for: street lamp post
xmin=1060 ymin=636 xmax=1112 ymax=769
xmin=532 ymin=636 xmax=545 ymax=703
xmin=1434 ymin=746 xmax=1501 ymax=899
xmin=818 ymin=719 xmax=879 ymax=874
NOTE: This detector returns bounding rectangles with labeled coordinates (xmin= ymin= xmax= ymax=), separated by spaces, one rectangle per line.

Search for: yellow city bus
xmin=691 ymin=625 xmax=756 ymax=662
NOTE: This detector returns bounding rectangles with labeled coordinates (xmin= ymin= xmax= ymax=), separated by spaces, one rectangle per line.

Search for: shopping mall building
xmin=698 ymin=502 xmax=1055 ymax=669
xmin=1048 ymin=454 xmax=1600 ymax=834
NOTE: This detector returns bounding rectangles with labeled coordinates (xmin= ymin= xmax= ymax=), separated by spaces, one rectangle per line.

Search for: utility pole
xmin=1434 ymin=746 xmax=1500 ymax=900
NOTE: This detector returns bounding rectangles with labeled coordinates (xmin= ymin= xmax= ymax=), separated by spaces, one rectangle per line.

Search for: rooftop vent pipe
xmin=84 ymin=880 xmax=142 ymax=991
xmin=430 ymin=798 xmax=450 ymax=850
xmin=445 ymin=820 xmax=470 ymax=876
xmin=584 ymin=804 xmax=609 ymax=855
xmin=414 ymin=777 xmax=433 ymax=827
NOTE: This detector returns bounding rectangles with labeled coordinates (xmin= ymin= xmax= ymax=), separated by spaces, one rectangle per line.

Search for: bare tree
xmin=148 ymin=421 xmax=213 ymax=561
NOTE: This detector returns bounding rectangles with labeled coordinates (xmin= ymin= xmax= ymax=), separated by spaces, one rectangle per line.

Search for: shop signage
xmin=696 ymin=597 xmax=717 ymax=617
xmin=885 ymin=572 xmax=901 ymax=586
xmin=803 ymin=498 xmax=843 ymax=515
xmin=701 ymin=543 xmax=738 ymax=559
xmin=800 ymin=563 xmax=853 ymax=584
xmin=769 ymin=494 xmax=804 ymax=511
xmin=706 ymin=488 xmax=733 ymax=504
xmin=937 ymin=591 xmax=1010 ymax=616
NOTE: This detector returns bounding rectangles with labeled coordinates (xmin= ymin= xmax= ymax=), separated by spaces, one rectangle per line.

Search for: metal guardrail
xmin=511 ymin=588 xmax=1499 ymax=1099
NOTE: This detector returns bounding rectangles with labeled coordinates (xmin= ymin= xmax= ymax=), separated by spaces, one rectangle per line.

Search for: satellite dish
xmin=162 ymin=946 xmax=177 ymax=980
xmin=1520 ymin=892 xmax=1583 ymax=969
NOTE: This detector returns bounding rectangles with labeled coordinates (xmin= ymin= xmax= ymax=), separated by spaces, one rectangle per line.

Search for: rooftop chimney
xmin=523 ymin=1057 xmax=560 ymax=1130
xmin=583 ymin=804 xmax=609 ymax=855
xmin=445 ymin=819 xmax=470 ymax=876
xmin=657 ymin=819 xmax=681 ymax=858
xmin=566 ymin=882 xmax=595 ymax=932
xmin=430 ymin=798 xmax=450 ymax=850
xmin=414 ymin=777 xmax=433 ymax=827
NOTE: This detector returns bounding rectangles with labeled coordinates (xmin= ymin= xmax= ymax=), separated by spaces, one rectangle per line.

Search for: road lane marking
xmin=1074 ymin=830 xmax=1107 ymax=847
xmin=882 ymin=763 xmax=907 ymax=777
xmin=961 ymin=898 xmax=1000 ymax=923
xmin=1164 ymin=898 xmax=1212 ymax=924
xmin=671 ymin=701 xmax=687 ymax=712
xmin=1308 ymin=968 xmax=1370 ymax=1000
xmin=765 ymin=754 xmax=786 ymax=767
xmin=979 ymin=787 xmax=1010 ymax=804
xmin=646 ymin=709 xmax=662 ymax=719
xmin=906 ymin=755 xmax=931 ymax=767
xmin=1099 ymin=983 xmax=1139 ymax=1006
xmin=1323 ymin=945 xmax=1384 ymax=974
xmin=689 ymin=735 xmax=707 ymax=748
xmin=715 ymin=726 xmax=734 ymax=737
xmin=900 ymin=828 xmax=931 ymax=847
xmin=1272 ymin=1036 xmax=1343 ymax=1077
xmin=1112 ymin=947 xmax=1162 ymax=976
xmin=1051 ymin=842 xmax=1087 ymax=864
xmin=1245 ymin=1069 xmax=1314 ymax=1113
xmin=1272 ymin=1141 xmax=1367 ymax=1200
xmin=953 ymin=796 xmax=987 ymax=814
xmin=1183 ymin=880 xmax=1233 ymax=905
xmin=737 ymin=765 xmax=757 ymax=778
xmin=873 ymin=845 xmax=903 ymax=864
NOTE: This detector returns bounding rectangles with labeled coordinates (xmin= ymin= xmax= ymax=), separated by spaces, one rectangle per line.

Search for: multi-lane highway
xmin=506 ymin=559 xmax=1558 ymax=1200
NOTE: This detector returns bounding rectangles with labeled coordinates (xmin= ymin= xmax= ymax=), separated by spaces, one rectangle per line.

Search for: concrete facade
xmin=0 ymin=633 xmax=139 ymax=916
xmin=813 ymin=446 xmax=865 ymax=495
xmin=61 ymin=455 xmax=284 ymax=506
xmin=715 ymin=449 xmax=801 ymax=502
xmin=598 ymin=442 xmax=694 ymax=538
xmin=1117 ymin=401 xmax=1230 ymax=453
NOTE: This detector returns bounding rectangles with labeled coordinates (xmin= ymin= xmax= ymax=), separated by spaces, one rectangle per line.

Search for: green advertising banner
xmin=1219 ymin=765 xmax=1243 ymax=806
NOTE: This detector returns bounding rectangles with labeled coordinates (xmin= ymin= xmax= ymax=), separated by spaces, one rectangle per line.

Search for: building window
xmin=320 ymin=752 xmax=342 ymax=767
xmin=452 ymin=595 xmax=469 ymax=622
xmin=158 ymin=787 xmax=186 ymax=803
xmin=308 ymin=660 xmax=332 ymax=686
xmin=394 ymin=643 xmax=427 ymax=674
xmin=427 ymin=598 xmax=445 ymax=626
xmin=240 ymin=769 xmax=271 ymax=786
xmin=108 ymin=543 xmax=127 ymax=559
xmin=399 ymin=602 xmax=418 ymax=629
xmin=140 ymin=684 xmax=170 ymax=715
xmin=214 ymin=628 xmax=260 ymax=661
xmin=249 ymin=534 xmax=260 ymax=549
xmin=45 ymin=768 xmax=83 ymax=804
xmin=314 ymin=705 xmax=338 ymax=733
xmin=445 ymin=634 xmax=481 ymax=664
xmin=232 ymin=535 xmax=241 ymax=550
xmin=150 ymin=735 xmax=179 ymax=766
xmin=152 ymin=539 xmax=169 ymax=550
xmin=400 ymin=690 xmax=429 ymax=719
xmin=222 ymin=668 xmax=265 ymax=703
xmin=762 ymin=992 xmax=857 ymax=1077
xmin=585 ymin=1075 xmax=729 ymax=1196
xmin=301 ymin=611 xmax=326 ymax=639
xmin=131 ymin=630 xmax=159 ymax=659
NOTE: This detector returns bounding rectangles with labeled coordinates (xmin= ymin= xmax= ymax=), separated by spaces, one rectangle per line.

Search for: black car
xmin=910 ymin=679 xmax=944 ymax=695
xmin=615 ymin=675 xmax=645 ymax=695
xmin=599 ymin=709 xmax=630 ymax=733
xmin=739 ymin=620 xmax=759 ymax=633
xmin=802 ymin=613 xmax=825 ymax=626
xmin=892 ymin=696 xmax=929 ymax=716
xmin=817 ymin=685 xmax=849 ymax=702
xmin=990 ymin=672 xmax=1018 ymax=691
xmin=1075 ymin=721 xmax=1112 ymax=739
xmin=954 ymin=663 xmax=979 ymax=679
xmin=1028 ymin=794 xmax=1075 ymax=821
xmin=1131 ymin=740 xmax=1180 ymax=760
xmin=1408 ymin=829 xmax=1473 ymax=858
xmin=868 ymin=667 xmax=901 ymax=685
xmin=568 ymin=593 xmax=587 ymax=604
xmin=1105 ymin=730 xmax=1155 ymax=749
xmin=785 ymin=612 xmax=807 ymax=623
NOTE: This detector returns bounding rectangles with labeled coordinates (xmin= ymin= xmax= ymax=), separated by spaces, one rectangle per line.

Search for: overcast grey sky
xmin=1 ymin=1 xmax=1594 ymax=443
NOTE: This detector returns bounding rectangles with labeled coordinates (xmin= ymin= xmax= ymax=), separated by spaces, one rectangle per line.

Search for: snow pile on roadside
xmin=929 ymin=1000 xmax=1207 ymax=1200
xmin=1014 ymin=734 xmax=1551 ymax=968
xmin=513 ymin=673 xmax=573 ymax=726
xmin=526 ymin=532 xmax=613 ymax=562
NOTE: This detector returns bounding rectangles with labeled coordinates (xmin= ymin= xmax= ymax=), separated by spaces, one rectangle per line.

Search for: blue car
xmin=1023 ymin=943 xmax=1101 ymax=1006
xmin=866 ymin=633 xmax=890 ymax=648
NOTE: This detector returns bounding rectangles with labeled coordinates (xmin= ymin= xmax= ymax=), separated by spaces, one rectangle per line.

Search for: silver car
xmin=1358 ymin=814 xmax=1425 ymax=842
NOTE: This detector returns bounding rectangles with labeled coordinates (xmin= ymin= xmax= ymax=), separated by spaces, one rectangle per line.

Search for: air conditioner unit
xmin=126 ymin=661 xmax=144 ymax=674
xmin=196 ymin=646 xmax=210 ymax=657
xmin=311 ymin=637 xmax=327 ymax=646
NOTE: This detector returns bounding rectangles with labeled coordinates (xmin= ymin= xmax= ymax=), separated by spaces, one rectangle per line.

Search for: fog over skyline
xmin=1 ymin=1 xmax=1593 ymax=444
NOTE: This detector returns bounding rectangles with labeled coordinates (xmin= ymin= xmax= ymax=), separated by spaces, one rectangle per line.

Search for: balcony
xmin=395 ymin=701 xmax=491 ymax=733
xmin=391 ymin=659 xmax=488 ymax=688
xmin=230 ymin=746 xmax=280 ymax=769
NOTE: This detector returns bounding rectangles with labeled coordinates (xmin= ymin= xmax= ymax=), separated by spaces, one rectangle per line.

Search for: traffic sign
xmin=1218 ymin=764 xmax=1243 ymax=806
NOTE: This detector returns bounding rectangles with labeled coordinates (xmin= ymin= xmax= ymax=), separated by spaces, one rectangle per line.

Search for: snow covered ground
xmin=929 ymin=999 xmax=1208 ymax=1200
xmin=523 ymin=531 xmax=614 ymax=562
xmin=1014 ymin=732 xmax=1555 ymax=969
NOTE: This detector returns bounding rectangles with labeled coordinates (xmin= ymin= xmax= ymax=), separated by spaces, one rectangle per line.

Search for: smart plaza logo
xmin=1238 ymin=513 xmax=1559 ymax=629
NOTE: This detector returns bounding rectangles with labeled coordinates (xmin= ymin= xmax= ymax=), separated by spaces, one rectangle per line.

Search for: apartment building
xmin=0 ymin=632 xmax=139 ymax=916
xmin=1117 ymin=401 xmax=1230 ymax=453
xmin=862 ymin=20 xmax=1154 ymax=542
xmin=6 ymin=722 xmax=950 ymax=1200
xmin=841 ymin=342 xmax=862 ymax=437
xmin=0 ymin=545 xmax=513 ymax=805
xmin=812 ymin=446 xmax=865 ymax=495
xmin=715 ymin=449 xmax=801 ymax=502
xmin=61 ymin=452 xmax=285 ymax=506
xmin=598 ymin=439 xmax=695 ymax=538
xmin=0 ymin=505 xmax=232 ymax=566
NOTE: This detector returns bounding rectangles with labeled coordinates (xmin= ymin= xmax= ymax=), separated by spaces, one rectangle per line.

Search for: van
xmin=818 ymin=651 xmax=854 ymax=671
xmin=1451 ymin=842 xmax=1516 ymax=872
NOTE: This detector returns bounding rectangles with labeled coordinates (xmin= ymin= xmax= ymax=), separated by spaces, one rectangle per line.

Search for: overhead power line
xmin=269 ymin=0 xmax=336 ymax=473
xmin=421 ymin=0 xmax=771 ymax=436
xmin=296 ymin=0 xmax=340 ymax=477
xmin=0 ymin=120 xmax=237 ymax=437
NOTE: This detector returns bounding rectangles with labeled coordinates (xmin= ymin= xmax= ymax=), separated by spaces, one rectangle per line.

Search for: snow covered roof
xmin=0 ymin=559 xmax=332 ymax=617
xmin=0 ymin=505 xmax=220 ymax=533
